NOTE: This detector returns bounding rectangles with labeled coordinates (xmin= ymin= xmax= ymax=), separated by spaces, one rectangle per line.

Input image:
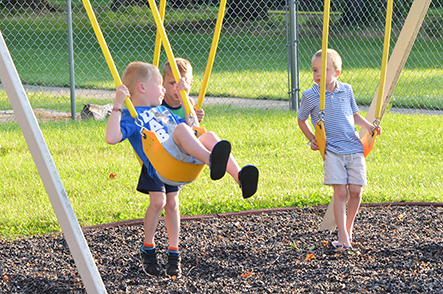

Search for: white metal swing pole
xmin=0 ymin=30 xmax=107 ymax=294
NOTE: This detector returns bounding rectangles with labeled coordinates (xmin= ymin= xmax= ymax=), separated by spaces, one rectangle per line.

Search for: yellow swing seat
xmin=141 ymin=126 xmax=207 ymax=185
xmin=315 ymin=120 xmax=327 ymax=161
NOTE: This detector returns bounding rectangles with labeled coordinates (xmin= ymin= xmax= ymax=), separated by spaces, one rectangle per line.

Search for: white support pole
xmin=0 ymin=30 xmax=107 ymax=294
xmin=320 ymin=0 xmax=431 ymax=232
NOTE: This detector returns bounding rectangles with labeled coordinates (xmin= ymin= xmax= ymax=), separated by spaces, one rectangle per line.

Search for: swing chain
xmin=187 ymin=115 xmax=196 ymax=128
xmin=135 ymin=117 xmax=148 ymax=138
xmin=318 ymin=111 xmax=325 ymax=122
xmin=371 ymin=119 xmax=381 ymax=135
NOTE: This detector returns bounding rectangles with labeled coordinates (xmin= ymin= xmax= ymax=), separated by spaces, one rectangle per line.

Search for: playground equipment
xmin=316 ymin=0 xmax=390 ymax=161
xmin=0 ymin=31 xmax=107 ymax=294
xmin=82 ymin=0 xmax=227 ymax=185
xmin=314 ymin=0 xmax=331 ymax=161
xmin=361 ymin=0 xmax=393 ymax=158
xmin=319 ymin=0 xmax=433 ymax=231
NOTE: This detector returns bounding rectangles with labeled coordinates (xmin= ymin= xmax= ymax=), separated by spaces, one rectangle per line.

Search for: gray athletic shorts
xmin=162 ymin=135 xmax=204 ymax=165
xmin=324 ymin=151 xmax=367 ymax=186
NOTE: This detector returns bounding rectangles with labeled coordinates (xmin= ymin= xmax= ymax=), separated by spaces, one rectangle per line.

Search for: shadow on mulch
xmin=1 ymin=204 xmax=443 ymax=293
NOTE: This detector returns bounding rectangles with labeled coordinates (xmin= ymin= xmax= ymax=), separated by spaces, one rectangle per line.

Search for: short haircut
xmin=162 ymin=57 xmax=193 ymax=81
xmin=312 ymin=49 xmax=342 ymax=71
xmin=122 ymin=62 xmax=158 ymax=94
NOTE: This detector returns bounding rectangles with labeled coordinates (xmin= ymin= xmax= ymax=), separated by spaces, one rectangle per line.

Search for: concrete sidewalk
xmin=1 ymin=84 xmax=442 ymax=116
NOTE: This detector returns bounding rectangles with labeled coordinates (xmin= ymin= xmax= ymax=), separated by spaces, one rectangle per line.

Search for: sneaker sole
xmin=239 ymin=165 xmax=259 ymax=198
xmin=210 ymin=140 xmax=231 ymax=180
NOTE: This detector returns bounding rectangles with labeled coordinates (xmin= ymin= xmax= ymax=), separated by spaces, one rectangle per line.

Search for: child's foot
xmin=165 ymin=252 xmax=182 ymax=278
xmin=238 ymin=165 xmax=259 ymax=199
xmin=210 ymin=140 xmax=231 ymax=180
xmin=140 ymin=248 xmax=162 ymax=277
xmin=334 ymin=244 xmax=353 ymax=252
xmin=332 ymin=239 xmax=354 ymax=249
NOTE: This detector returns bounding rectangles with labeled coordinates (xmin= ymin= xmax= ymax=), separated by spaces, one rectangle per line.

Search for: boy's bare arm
xmin=106 ymin=85 xmax=128 ymax=144
xmin=298 ymin=118 xmax=318 ymax=150
xmin=298 ymin=119 xmax=315 ymax=142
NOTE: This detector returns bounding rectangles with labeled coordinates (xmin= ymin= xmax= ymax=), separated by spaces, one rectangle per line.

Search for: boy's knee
xmin=205 ymin=131 xmax=218 ymax=139
xmin=149 ymin=197 xmax=167 ymax=211
xmin=200 ymin=131 xmax=219 ymax=144
xmin=174 ymin=123 xmax=188 ymax=132
xmin=348 ymin=185 xmax=362 ymax=198
xmin=165 ymin=199 xmax=179 ymax=211
xmin=333 ymin=185 xmax=348 ymax=200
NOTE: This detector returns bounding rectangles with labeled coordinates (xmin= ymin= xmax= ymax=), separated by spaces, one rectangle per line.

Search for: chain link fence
xmin=295 ymin=0 xmax=443 ymax=115
xmin=0 ymin=0 xmax=442 ymax=120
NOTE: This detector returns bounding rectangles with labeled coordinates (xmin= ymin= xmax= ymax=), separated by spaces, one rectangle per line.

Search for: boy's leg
xmin=144 ymin=192 xmax=167 ymax=245
xmin=141 ymin=191 xmax=166 ymax=277
xmin=164 ymin=191 xmax=180 ymax=249
xmin=346 ymin=184 xmax=363 ymax=241
xmin=164 ymin=191 xmax=182 ymax=278
xmin=173 ymin=126 xmax=231 ymax=180
xmin=172 ymin=123 xmax=211 ymax=165
xmin=200 ymin=131 xmax=259 ymax=198
xmin=332 ymin=184 xmax=352 ymax=248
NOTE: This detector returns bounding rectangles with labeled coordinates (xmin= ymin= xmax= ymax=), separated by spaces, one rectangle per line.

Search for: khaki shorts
xmin=324 ymin=151 xmax=367 ymax=186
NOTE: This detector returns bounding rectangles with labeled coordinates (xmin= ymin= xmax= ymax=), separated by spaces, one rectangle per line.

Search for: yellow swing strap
xmin=195 ymin=0 xmax=228 ymax=110
xmin=147 ymin=0 xmax=194 ymax=120
xmin=315 ymin=0 xmax=331 ymax=161
xmin=82 ymin=0 xmax=137 ymax=119
xmin=362 ymin=0 xmax=393 ymax=158
xmin=152 ymin=0 xmax=167 ymax=68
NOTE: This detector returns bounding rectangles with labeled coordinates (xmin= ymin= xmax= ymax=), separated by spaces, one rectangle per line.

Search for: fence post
xmin=67 ymin=0 xmax=76 ymax=120
xmin=287 ymin=0 xmax=299 ymax=112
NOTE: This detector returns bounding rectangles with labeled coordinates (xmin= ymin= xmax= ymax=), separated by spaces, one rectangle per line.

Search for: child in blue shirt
xmin=297 ymin=49 xmax=381 ymax=252
xmin=106 ymin=61 xmax=259 ymax=277
xmin=134 ymin=58 xmax=205 ymax=277
xmin=137 ymin=58 xmax=205 ymax=194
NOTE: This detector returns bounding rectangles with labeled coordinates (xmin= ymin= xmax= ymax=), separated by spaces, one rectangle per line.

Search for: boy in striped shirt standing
xmin=297 ymin=49 xmax=381 ymax=251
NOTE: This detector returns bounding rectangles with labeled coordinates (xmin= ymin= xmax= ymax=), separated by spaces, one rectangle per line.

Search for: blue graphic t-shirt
xmin=120 ymin=105 xmax=186 ymax=180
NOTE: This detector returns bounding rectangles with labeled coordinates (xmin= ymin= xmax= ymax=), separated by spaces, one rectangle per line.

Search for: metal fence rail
xmin=0 ymin=0 xmax=442 ymax=117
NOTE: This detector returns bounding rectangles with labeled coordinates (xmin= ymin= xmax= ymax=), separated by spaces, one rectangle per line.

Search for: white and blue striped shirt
xmin=298 ymin=81 xmax=364 ymax=155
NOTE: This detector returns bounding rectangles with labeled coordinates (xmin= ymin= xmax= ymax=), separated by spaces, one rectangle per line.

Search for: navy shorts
xmin=136 ymin=164 xmax=183 ymax=194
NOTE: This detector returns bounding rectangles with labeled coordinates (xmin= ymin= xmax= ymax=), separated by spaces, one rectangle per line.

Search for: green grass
xmin=1 ymin=106 xmax=442 ymax=238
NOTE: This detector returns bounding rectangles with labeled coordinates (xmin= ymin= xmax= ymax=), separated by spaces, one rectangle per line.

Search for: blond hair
xmin=312 ymin=49 xmax=342 ymax=71
xmin=162 ymin=57 xmax=193 ymax=81
xmin=122 ymin=62 xmax=158 ymax=95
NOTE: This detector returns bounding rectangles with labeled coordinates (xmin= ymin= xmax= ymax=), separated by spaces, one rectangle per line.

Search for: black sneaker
xmin=238 ymin=165 xmax=259 ymax=199
xmin=140 ymin=248 xmax=162 ymax=277
xmin=165 ymin=252 xmax=182 ymax=278
xmin=209 ymin=140 xmax=231 ymax=180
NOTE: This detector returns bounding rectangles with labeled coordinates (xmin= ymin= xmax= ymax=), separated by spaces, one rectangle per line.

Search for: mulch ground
xmin=1 ymin=204 xmax=443 ymax=293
